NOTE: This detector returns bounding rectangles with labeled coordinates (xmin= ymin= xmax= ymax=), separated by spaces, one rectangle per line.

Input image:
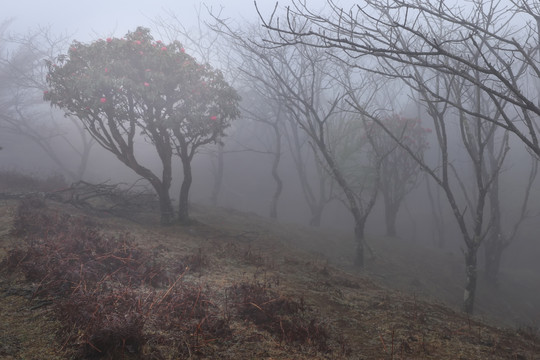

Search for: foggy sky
xmin=1 ymin=0 xmax=539 ymax=327
xmin=3 ymin=0 xmax=334 ymax=42
xmin=3 ymin=1 xmax=270 ymax=40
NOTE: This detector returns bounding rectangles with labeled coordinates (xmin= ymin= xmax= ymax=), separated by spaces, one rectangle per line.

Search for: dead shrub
xmin=3 ymin=200 xmax=229 ymax=358
xmin=227 ymin=280 xmax=330 ymax=352
xmin=56 ymin=288 xmax=146 ymax=358
xmin=4 ymin=200 xmax=171 ymax=297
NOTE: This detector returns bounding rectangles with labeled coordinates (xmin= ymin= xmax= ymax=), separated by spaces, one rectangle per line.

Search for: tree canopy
xmin=44 ymin=27 xmax=240 ymax=224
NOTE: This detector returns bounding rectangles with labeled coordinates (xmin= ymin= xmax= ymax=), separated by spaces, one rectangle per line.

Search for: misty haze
xmin=0 ymin=0 xmax=539 ymax=359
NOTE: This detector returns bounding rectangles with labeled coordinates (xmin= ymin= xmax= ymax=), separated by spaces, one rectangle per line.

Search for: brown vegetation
xmin=0 ymin=183 xmax=539 ymax=358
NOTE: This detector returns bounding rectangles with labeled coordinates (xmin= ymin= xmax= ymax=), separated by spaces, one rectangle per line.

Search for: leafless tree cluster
xmin=0 ymin=22 xmax=94 ymax=180
xmin=2 ymin=0 xmax=540 ymax=317
xmin=256 ymin=0 xmax=540 ymax=313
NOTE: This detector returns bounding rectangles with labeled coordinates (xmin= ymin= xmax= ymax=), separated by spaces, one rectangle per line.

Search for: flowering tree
xmin=44 ymin=27 xmax=240 ymax=224
xmin=365 ymin=114 xmax=429 ymax=237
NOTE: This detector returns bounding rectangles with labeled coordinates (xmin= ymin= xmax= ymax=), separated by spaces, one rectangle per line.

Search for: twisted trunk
xmin=178 ymin=156 xmax=192 ymax=224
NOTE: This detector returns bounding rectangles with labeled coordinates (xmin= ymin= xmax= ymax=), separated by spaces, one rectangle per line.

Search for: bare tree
xmin=259 ymin=0 xmax=540 ymax=155
xmin=425 ymin=172 xmax=448 ymax=248
xmin=0 ymin=25 xmax=94 ymax=181
xmin=257 ymin=0 xmax=540 ymax=315
xmin=364 ymin=113 xmax=429 ymax=237
xmin=483 ymin=144 xmax=538 ymax=286
xmin=283 ymin=111 xmax=334 ymax=226
xmin=348 ymin=26 xmax=513 ymax=314
xmin=239 ymin=91 xmax=285 ymax=219
xmin=214 ymin=19 xmax=381 ymax=266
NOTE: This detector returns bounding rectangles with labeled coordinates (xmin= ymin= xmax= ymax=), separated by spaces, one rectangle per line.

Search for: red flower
xmin=134 ymin=40 xmax=141 ymax=45
xmin=100 ymin=97 xmax=107 ymax=103
xmin=210 ymin=116 xmax=218 ymax=121
xmin=144 ymin=82 xmax=150 ymax=87
xmin=181 ymin=48 xmax=185 ymax=53
xmin=161 ymin=46 xmax=167 ymax=51
xmin=106 ymin=37 xmax=112 ymax=42
xmin=104 ymin=68 xmax=109 ymax=73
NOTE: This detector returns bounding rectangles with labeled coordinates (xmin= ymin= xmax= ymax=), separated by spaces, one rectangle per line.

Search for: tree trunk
xmin=178 ymin=157 xmax=193 ymax=224
xmin=426 ymin=166 xmax=446 ymax=248
xmin=385 ymin=209 xmax=397 ymax=237
xmin=384 ymin=195 xmax=399 ymax=237
xmin=354 ymin=219 xmax=366 ymax=268
xmin=317 ymin=139 xmax=376 ymax=269
xmin=210 ymin=143 xmax=224 ymax=206
xmin=269 ymin=164 xmax=282 ymax=219
xmin=308 ymin=204 xmax=323 ymax=227
xmin=484 ymin=163 xmax=503 ymax=286
xmin=157 ymin=187 xmax=174 ymax=225
xmin=463 ymin=245 xmax=478 ymax=314
xmin=285 ymin=119 xmax=329 ymax=228
xmin=484 ymin=238 xmax=503 ymax=287
xmin=269 ymin=126 xmax=282 ymax=219
xmin=123 ymin=158 xmax=173 ymax=226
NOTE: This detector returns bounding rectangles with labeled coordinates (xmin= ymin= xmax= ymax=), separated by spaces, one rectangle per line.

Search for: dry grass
xmin=0 ymin=197 xmax=538 ymax=359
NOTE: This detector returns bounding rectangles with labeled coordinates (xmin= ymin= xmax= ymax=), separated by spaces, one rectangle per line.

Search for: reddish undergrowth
xmin=227 ymin=280 xmax=330 ymax=352
xmin=2 ymin=198 xmax=335 ymax=358
xmin=2 ymin=198 xmax=226 ymax=358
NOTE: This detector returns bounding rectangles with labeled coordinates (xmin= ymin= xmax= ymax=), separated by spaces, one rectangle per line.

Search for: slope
xmin=0 ymin=191 xmax=538 ymax=359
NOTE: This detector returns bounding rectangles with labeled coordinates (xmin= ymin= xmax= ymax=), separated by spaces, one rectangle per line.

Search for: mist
xmin=1 ymin=0 xmax=540 ymax=358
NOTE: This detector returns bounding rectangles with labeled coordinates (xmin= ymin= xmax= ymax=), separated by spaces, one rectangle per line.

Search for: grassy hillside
xmin=0 ymin=177 xmax=539 ymax=359
xmin=193 ymin=203 xmax=540 ymax=329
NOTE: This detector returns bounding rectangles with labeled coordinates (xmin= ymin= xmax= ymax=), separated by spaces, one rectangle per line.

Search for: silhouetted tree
xmin=365 ymin=114 xmax=429 ymax=237
xmin=240 ymin=92 xmax=285 ymax=219
xmin=44 ymin=27 xmax=239 ymax=224
xmin=215 ymin=18 xmax=382 ymax=266
xmin=0 ymin=24 xmax=94 ymax=181
xmin=283 ymin=112 xmax=334 ymax=227
xmin=260 ymin=0 xmax=540 ymax=155
xmin=257 ymin=0 xmax=540 ymax=315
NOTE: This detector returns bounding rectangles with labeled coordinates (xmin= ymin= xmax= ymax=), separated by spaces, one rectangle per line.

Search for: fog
xmin=1 ymin=0 xmax=539 ymax=329
xmin=5 ymin=0 xmax=281 ymax=39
